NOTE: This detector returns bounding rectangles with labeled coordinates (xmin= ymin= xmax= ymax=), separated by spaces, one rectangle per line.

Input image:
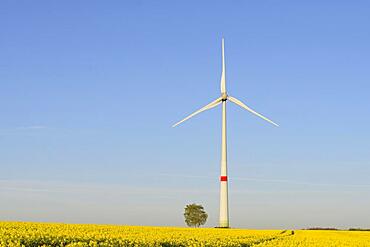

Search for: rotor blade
xmin=220 ymin=38 xmax=226 ymax=94
xmin=172 ymin=97 xmax=222 ymax=127
xmin=228 ymin=96 xmax=279 ymax=127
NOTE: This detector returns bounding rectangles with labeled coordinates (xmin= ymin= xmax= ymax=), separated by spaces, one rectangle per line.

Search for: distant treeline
xmin=305 ymin=227 xmax=338 ymax=231
xmin=304 ymin=227 xmax=370 ymax=231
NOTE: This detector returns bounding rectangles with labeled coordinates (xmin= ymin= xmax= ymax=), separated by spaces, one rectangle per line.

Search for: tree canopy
xmin=184 ymin=203 xmax=208 ymax=227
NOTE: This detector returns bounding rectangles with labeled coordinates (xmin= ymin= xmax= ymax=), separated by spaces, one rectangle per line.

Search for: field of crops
xmin=0 ymin=222 xmax=369 ymax=247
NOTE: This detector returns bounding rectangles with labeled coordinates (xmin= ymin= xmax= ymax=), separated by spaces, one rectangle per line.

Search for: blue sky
xmin=1 ymin=1 xmax=370 ymax=229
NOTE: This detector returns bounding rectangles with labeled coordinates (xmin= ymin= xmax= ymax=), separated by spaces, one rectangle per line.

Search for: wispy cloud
xmin=16 ymin=125 xmax=47 ymax=130
xmin=0 ymin=179 xmax=213 ymax=196
xmin=157 ymin=173 xmax=370 ymax=188
xmin=0 ymin=125 xmax=47 ymax=136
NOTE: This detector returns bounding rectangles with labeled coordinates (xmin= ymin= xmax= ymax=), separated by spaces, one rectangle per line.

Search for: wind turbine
xmin=173 ymin=38 xmax=278 ymax=228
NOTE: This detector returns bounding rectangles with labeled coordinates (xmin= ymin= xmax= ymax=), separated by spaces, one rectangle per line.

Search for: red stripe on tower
xmin=220 ymin=176 xmax=228 ymax=182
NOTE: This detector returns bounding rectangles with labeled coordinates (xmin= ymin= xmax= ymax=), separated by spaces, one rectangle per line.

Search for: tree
xmin=184 ymin=203 xmax=208 ymax=227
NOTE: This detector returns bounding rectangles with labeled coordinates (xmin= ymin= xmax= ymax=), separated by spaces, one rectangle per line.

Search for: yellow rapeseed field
xmin=0 ymin=222 xmax=369 ymax=247
xmin=255 ymin=230 xmax=370 ymax=247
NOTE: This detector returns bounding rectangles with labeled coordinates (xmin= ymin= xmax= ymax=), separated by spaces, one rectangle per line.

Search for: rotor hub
xmin=221 ymin=93 xmax=228 ymax=101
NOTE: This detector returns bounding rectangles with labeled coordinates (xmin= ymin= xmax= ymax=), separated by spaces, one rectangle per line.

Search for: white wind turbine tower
xmin=173 ymin=38 xmax=278 ymax=228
